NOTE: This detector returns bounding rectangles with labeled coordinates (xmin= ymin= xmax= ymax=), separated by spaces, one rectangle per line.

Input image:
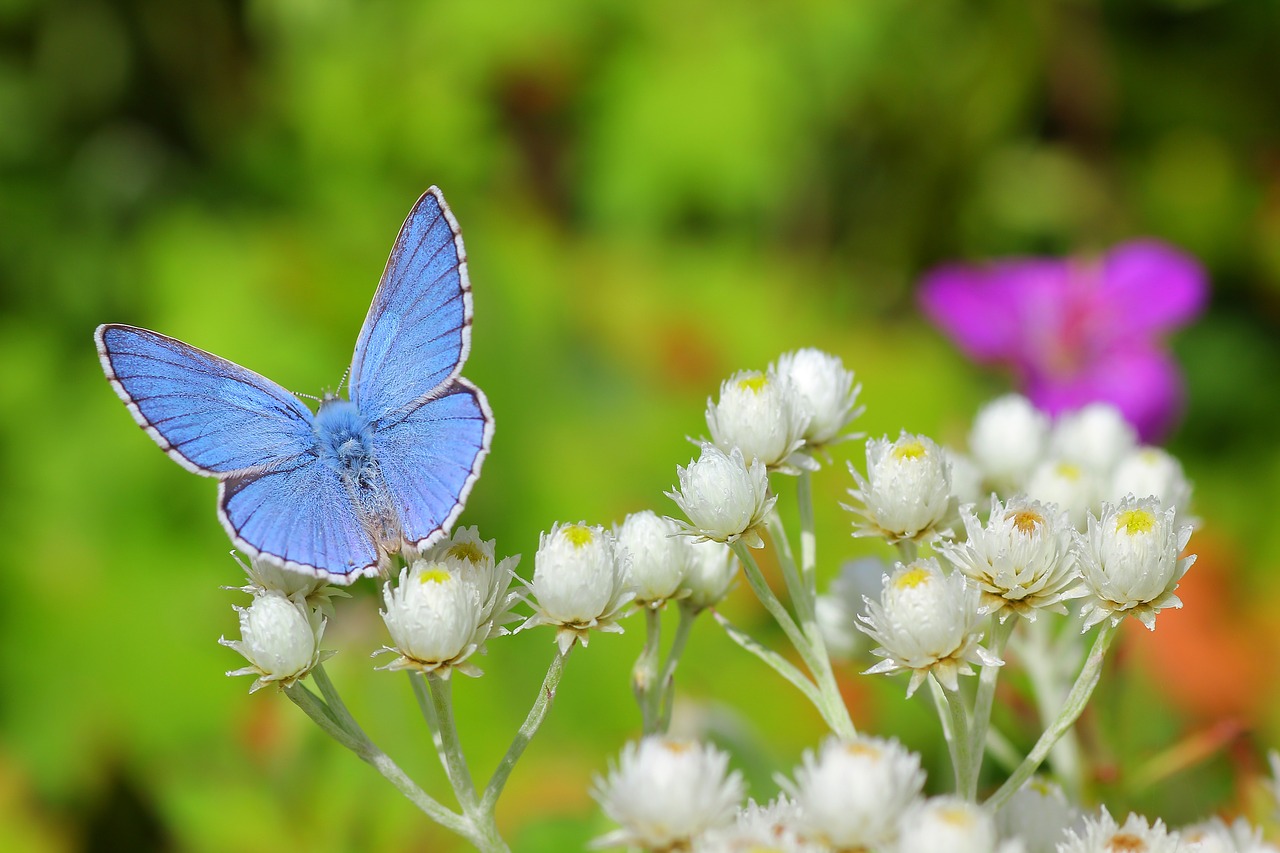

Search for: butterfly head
xmin=314 ymin=399 xmax=376 ymax=480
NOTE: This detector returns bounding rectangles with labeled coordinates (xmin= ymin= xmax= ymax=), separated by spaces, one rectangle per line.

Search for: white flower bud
xmin=996 ymin=778 xmax=1080 ymax=853
xmin=230 ymin=553 xmax=349 ymax=618
xmin=379 ymin=561 xmax=482 ymax=676
xmin=858 ymin=558 xmax=1001 ymax=696
xmin=422 ymin=526 xmax=522 ymax=638
xmin=968 ymin=394 xmax=1050 ymax=495
xmin=220 ymin=591 xmax=327 ymax=692
xmin=846 ymin=432 xmax=955 ymax=545
xmin=772 ymin=348 xmax=863 ymax=448
xmin=616 ymin=510 xmax=690 ymax=606
xmin=696 ymin=796 xmax=817 ymax=853
xmin=1050 ymin=403 xmax=1137 ymax=477
xmin=706 ymin=369 xmax=808 ymax=470
xmin=1059 ymin=808 xmax=1182 ymax=853
xmin=680 ymin=540 xmax=739 ymax=611
xmin=1110 ymin=446 xmax=1193 ymax=519
xmin=782 ymin=736 xmax=925 ymax=850
xmin=522 ymin=522 xmax=631 ymax=653
xmin=896 ymin=797 xmax=1002 ymax=853
xmin=939 ymin=496 xmax=1084 ymax=621
xmin=1026 ymin=457 xmax=1099 ymax=530
xmin=1075 ymin=496 xmax=1195 ymax=631
xmin=668 ymin=443 xmax=776 ymax=548
xmin=1181 ymin=816 xmax=1277 ymax=853
xmin=592 ymin=737 xmax=744 ymax=851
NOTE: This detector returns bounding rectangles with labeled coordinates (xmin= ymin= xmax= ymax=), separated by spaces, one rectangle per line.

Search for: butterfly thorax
xmin=314 ymin=399 xmax=377 ymax=485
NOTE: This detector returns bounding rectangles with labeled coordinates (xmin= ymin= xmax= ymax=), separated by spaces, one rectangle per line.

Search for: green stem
xmin=765 ymin=512 xmax=811 ymax=625
xmin=284 ymin=682 xmax=475 ymax=843
xmin=986 ymin=624 xmax=1117 ymax=810
xmin=712 ymin=612 xmax=824 ymax=712
xmin=633 ymin=606 xmax=663 ymax=733
xmin=797 ymin=470 xmax=817 ymax=595
xmin=656 ymin=605 xmax=697 ymax=732
xmin=482 ymin=649 xmax=570 ymax=812
xmin=730 ymin=541 xmax=818 ymax=674
xmin=966 ymin=616 xmax=1015 ymax=797
xmin=931 ymin=677 xmax=973 ymax=797
xmin=1019 ymin=617 xmax=1085 ymax=799
xmin=895 ymin=540 xmax=919 ymax=563
xmin=427 ymin=674 xmax=479 ymax=810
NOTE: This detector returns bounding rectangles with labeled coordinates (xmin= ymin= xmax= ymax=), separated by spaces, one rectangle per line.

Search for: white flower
xmin=1026 ymin=457 xmax=1100 ymax=531
xmin=781 ymin=735 xmax=925 ymax=850
xmin=845 ymin=432 xmax=956 ymax=544
xmin=420 ymin=526 xmax=523 ymax=641
xmin=1050 ymin=403 xmax=1137 ymax=478
xmin=695 ymin=796 xmax=823 ymax=853
xmin=858 ymin=558 xmax=1002 ymax=696
xmin=616 ymin=510 xmax=691 ymax=606
xmin=939 ymin=496 xmax=1084 ymax=621
xmin=378 ymin=561 xmax=484 ymax=677
xmin=947 ymin=448 xmax=986 ymax=508
xmin=592 ymin=737 xmax=744 ymax=851
xmin=772 ymin=348 xmax=863 ymax=449
xmin=995 ymin=778 xmax=1080 ymax=853
xmin=1110 ymin=446 xmax=1194 ymax=521
xmin=896 ymin=796 xmax=1003 ymax=853
xmin=521 ymin=522 xmax=632 ymax=654
xmin=680 ymin=540 xmax=740 ymax=611
xmin=968 ymin=393 xmax=1050 ymax=496
xmin=815 ymin=556 xmax=887 ymax=660
xmin=229 ymin=552 xmax=349 ymax=618
xmin=668 ymin=443 xmax=776 ymax=548
xmin=706 ymin=369 xmax=809 ymax=471
xmin=1058 ymin=808 xmax=1182 ymax=853
xmin=1075 ymin=496 xmax=1196 ymax=631
xmin=220 ymin=591 xmax=330 ymax=693
xmin=1182 ymin=817 xmax=1279 ymax=853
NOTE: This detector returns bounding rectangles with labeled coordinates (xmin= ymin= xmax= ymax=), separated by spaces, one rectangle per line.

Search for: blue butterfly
xmin=95 ymin=188 xmax=493 ymax=584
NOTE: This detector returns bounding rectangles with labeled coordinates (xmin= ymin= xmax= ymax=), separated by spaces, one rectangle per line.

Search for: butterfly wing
xmin=219 ymin=460 xmax=382 ymax=580
xmin=96 ymin=324 xmax=317 ymax=474
xmin=371 ymin=378 xmax=493 ymax=549
xmin=349 ymin=187 xmax=472 ymax=417
xmin=97 ymin=324 xmax=380 ymax=582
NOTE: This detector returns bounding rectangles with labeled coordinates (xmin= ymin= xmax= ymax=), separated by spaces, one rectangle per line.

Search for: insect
xmin=95 ymin=188 xmax=493 ymax=584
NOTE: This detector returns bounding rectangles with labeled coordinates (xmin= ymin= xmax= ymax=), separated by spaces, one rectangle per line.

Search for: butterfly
xmin=95 ymin=187 xmax=493 ymax=584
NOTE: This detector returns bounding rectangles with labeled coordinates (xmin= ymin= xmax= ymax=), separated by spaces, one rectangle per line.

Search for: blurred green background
xmin=4 ymin=0 xmax=1280 ymax=849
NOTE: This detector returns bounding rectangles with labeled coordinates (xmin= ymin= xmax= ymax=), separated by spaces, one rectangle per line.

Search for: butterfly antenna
xmin=336 ymin=364 xmax=353 ymax=396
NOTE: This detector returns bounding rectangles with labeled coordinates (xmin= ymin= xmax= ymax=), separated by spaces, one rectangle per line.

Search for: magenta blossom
xmin=918 ymin=240 xmax=1207 ymax=441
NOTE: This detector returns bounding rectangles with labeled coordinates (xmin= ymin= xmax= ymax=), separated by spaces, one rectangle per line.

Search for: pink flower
xmin=918 ymin=240 xmax=1207 ymax=441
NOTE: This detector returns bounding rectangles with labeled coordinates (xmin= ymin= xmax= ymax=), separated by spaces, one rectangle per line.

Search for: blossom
xmin=1058 ymin=808 xmax=1182 ymax=853
xmin=780 ymin=735 xmax=925 ymax=850
xmin=895 ymin=796 xmax=1008 ymax=853
xmin=229 ymin=552 xmax=349 ymax=618
xmin=1181 ymin=817 xmax=1279 ymax=853
xmin=919 ymin=240 xmax=1207 ymax=441
xmin=379 ymin=561 xmax=484 ymax=677
xmin=1110 ymin=446 xmax=1194 ymax=521
xmin=705 ymin=369 xmax=808 ymax=471
xmin=858 ymin=558 xmax=1001 ymax=696
xmin=592 ymin=736 xmax=744 ymax=850
xmin=995 ymin=778 xmax=1080 ymax=853
xmin=1025 ymin=457 xmax=1099 ymax=531
xmin=615 ymin=510 xmax=691 ymax=606
xmin=668 ymin=443 xmax=776 ymax=548
xmin=1074 ymin=496 xmax=1196 ymax=631
xmin=680 ymin=540 xmax=740 ymax=611
xmin=220 ymin=590 xmax=331 ymax=692
xmin=845 ymin=432 xmax=955 ymax=545
xmin=520 ymin=522 xmax=632 ymax=653
xmin=967 ymin=393 xmax=1050 ymax=496
xmin=939 ymin=496 xmax=1084 ymax=621
xmin=771 ymin=348 xmax=863 ymax=450
xmin=1049 ymin=402 xmax=1137 ymax=478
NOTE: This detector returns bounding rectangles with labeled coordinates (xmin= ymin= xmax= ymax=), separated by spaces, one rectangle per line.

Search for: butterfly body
xmin=96 ymin=188 xmax=492 ymax=584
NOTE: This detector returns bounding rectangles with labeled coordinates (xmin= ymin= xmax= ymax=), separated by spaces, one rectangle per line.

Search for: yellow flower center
xmin=1055 ymin=462 xmax=1082 ymax=480
xmin=1115 ymin=509 xmax=1155 ymax=536
xmin=893 ymin=440 xmax=927 ymax=461
xmin=937 ymin=805 xmax=976 ymax=827
xmin=418 ymin=566 xmax=452 ymax=585
xmin=661 ymin=739 xmax=694 ymax=755
xmin=563 ymin=525 xmax=594 ymax=547
xmin=842 ymin=742 xmax=882 ymax=759
xmin=894 ymin=566 xmax=932 ymax=589
xmin=736 ymin=373 xmax=768 ymax=393
xmin=446 ymin=541 xmax=485 ymax=564
xmin=1106 ymin=833 xmax=1147 ymax=852
xmin=1008 ymin=508 xmax=1045 ymax=534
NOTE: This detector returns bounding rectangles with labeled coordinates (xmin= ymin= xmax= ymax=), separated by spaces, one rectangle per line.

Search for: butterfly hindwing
xmin=372 ymin=378 xmax=493 ymax=549
xmin=349 ymin=187 xmax=472 ymax=418
xmin=96 ymin=324 xmax=316 ymax=475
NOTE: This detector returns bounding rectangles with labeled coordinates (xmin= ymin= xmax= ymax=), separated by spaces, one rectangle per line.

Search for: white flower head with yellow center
xmin=220 ymin=590 xmax=332 ymax=693
xmin=895 ymin=796 xmax=1009 ymax=853
xmin=591 ymin=736 xmax=744 ymax=851
xmin=1058 ymin=807 xmax=1182 ymax=853
xmin=705 ymin=368 xmax=811 ymax=473
xmin=520 ymin=521 xmax=632 ymax=654
xmin=968 ymin=393 xmax=1050 ymax=497
xmin=1026 ymin=456 xmax=1099 ymax=531
xmin=420 ymin=525 xmax=523 ymax=643
xmin=1110 ymin=445 xmax=1195 ymax=523
xmin=378 ymin=560 xmax=485 ymax=677
xmin=771 ymin=348 xmax=863 ymax=453
xmin=668 ymin=443 xmax=776 ymax=548
xmin=1074 ymin=495 xmax=1196 ymax=631
xmin=857 ymin=558 xmax=1002 ymax=696
xmin=940 ymin=495 xmax=1084 ymax=622
xmin=845 ymin=431 xmax=955 ymax=545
